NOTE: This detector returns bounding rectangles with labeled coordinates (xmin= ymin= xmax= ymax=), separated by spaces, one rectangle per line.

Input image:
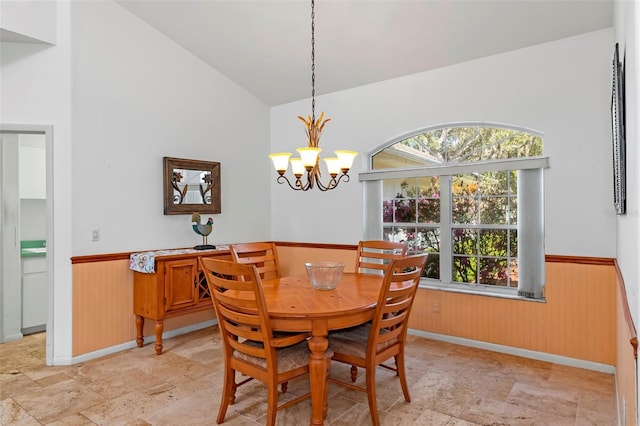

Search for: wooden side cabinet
xmin=132 ymin=249 xmax=230 ymax=354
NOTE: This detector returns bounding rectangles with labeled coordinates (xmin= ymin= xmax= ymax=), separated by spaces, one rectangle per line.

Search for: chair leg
xmin=365 ymin=363 xmax=380 ymax=426
xmin=281 ymin=381 xmax=288 ymax=393
xmin=394 ymin=354 xmax=400 ymax=376
xmin=217 ymin=367 xmax=235 ymax=424
xmin=396 ymin=351 xmax=411 ymax=402
xmin=266 ymin=381 xmax=278 ymax=426
xmin=230 ymin=379 xmax=237 ymax=405
xmin=350 ymin=364 xmax=358 ymax=382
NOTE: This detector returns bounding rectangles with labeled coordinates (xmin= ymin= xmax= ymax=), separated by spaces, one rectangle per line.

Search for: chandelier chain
xmin=311 ymin=0 xmax=316 ymax=122
xmin=267 ymin=0 xmax=357 ymax=192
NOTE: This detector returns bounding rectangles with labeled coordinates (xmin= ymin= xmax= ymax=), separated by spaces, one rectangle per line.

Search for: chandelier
xmin=268 ymin=0 xmax=357 ymax=191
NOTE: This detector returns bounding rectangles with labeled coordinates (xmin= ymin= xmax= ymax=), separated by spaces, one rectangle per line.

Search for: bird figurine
xmin=191 ymin=212 xmax=215 ymax=250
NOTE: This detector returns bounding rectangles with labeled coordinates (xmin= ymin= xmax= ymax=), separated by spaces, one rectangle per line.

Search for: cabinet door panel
xmin=22 ymin=272 xmax=47 ymax=329
xmin=165 ymin=260 xmax=197 ymax=311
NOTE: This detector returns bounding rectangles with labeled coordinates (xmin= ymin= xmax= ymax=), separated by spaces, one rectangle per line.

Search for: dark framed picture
xmin=611 ymin=43 xmax=626 ymax=215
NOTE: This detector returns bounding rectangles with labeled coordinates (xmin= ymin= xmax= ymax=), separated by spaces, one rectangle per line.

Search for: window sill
xmin=418 ymin=282 xmax=546 ymax=303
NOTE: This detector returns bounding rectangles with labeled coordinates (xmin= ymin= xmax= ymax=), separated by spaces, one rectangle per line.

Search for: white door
xmin=0 ymin=133 xmax=22 ymax=342
xmin=1 ymin=125 xmax=52 ymax=364
xmin=17 ymin=134 xmax=47 ymax=334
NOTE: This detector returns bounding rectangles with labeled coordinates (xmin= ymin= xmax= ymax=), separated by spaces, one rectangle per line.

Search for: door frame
xmin=0 ymin=124 xmax=54 ymax=365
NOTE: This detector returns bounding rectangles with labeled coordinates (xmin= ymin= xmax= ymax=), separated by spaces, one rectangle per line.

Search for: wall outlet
xmin=91 ymin=229 xmax=100 ymax=242
xmin=433 ymin=302 xmax=440 ymax=313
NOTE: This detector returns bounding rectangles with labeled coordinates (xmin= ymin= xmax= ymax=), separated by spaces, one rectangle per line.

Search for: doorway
xmin=0 ymin=124 xmax=53 ymax=365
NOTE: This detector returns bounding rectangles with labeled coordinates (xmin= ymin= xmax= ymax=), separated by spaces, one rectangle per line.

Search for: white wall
xmin=1 ymin=0 xmax=625 ymax=366
xmin=614 ymin=1 xmax=640 ymax=423
xmin=1 ymin=1 xmax=72 ymax=364
xmin=71 ymin=1 xmax=271 ymax=254
xmin=614 ymin=0 xmax=640 ymax=336
xmin=2 ymin=0 xmax=271 ymax=364
xmin=271 ymin=29 xmax=616 ymax=259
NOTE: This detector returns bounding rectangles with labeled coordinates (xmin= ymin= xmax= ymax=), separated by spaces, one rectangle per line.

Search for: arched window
xmin=360 ymin=124 xmax=548 ymax=299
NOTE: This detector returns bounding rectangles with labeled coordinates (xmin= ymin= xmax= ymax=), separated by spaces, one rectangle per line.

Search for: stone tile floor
xmin=1 ymin=328 xmax=616 ymax=425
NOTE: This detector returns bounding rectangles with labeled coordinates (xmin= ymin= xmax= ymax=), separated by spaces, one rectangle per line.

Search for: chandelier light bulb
xmin=297 ymin=147 xmax=322 ymax=169
xmin=323 ymin=157 xmax=340 ymax=176
xmin=335 ymin=150 xmax=358 ymax=171
xmin=289 ymin=158 xmax=306 ymax=177
xmin=268 ymin=152 xmax=292 ymax=173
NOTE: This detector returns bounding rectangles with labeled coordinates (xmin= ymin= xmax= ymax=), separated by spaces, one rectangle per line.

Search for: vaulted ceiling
xmin=109 ymin=1 xmax=612 ymax=106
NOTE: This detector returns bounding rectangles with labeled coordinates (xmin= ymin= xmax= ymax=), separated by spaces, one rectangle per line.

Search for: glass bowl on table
xmin=304 ymin=261 xmax=345 ymax=290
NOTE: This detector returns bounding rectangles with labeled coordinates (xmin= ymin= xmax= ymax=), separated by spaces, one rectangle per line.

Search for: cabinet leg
xmin=154 ymin=320 xmax=164 ymax=355
xmin=135 ymin=315 xmax=144 ymax=348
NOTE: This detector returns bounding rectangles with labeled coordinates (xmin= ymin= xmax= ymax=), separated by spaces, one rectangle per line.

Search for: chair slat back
xmin=230 ymin=242 xmax=281 ymax=280
xmin=356 ymin=240 xmax=407 ymax=274
xmin=368 ymin=254 xmax=428 ymax=353
xmin=200 ymin=257 xmax=275 ymax=368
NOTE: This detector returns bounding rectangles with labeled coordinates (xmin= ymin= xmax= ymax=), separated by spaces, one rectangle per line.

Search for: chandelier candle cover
xmin=268 ymin=0 xmax=357 ymax=191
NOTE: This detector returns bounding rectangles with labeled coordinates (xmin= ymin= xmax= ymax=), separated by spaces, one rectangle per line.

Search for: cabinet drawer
xmin=23 ymin=257 xmax=46 ymax=274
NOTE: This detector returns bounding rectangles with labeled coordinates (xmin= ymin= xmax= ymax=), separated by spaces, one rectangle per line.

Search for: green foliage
xmin=381 ymin=126 xmax=533 ymax=288
xmin=387 ymin=127 xmax=542 ymax=164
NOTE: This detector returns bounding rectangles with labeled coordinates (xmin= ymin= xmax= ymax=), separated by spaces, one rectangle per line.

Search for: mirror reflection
xmin=171 ymin=168 xmax=212 ymax=205
xmin=163 ymin=157 xmax=221 ymax=215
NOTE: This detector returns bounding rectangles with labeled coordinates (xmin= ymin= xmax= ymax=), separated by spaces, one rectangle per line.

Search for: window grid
xmin=383 ymin=173 xmax=518 ymax=288
xmin=376 ymin=125 xmax=543 ymax=295
xmin=450 ymin=171 xmax=518 ymax=288
xmin=383 ymin=177 xmax=441 ymax=279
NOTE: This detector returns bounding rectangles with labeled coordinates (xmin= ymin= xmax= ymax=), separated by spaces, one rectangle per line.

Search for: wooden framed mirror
xmin=163 ymin=157 xmax=221 ymax=215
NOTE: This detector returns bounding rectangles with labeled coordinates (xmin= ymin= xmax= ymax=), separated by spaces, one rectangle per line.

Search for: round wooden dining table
xmin=261 ymin=272 xmax=383 ymax=426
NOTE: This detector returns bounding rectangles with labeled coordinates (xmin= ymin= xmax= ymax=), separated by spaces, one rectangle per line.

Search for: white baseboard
xmin=68 ymin=319 xmax=218 ymax=365
xmin=0 ymin=332 xmax=23 ymax=343
xmin=409 ymin=329 xmax=615 ymax=374
xmin=63 ymin=323 xmax=615 ymax=375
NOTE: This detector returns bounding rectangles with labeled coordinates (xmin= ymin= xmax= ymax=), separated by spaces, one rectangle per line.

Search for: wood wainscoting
xmin=615 ymin=259 xmax=638 ymax=426
xmin=409 ymin=260 xmax=616 ymax=365
xmin=275 ymin=242 xmax=358 ymax=276
xmin=71 ymin=255 xmax=216 ymax=356
xmin=70 ymin=243 xmax=634 ymax=424
xmin=71 ymin=245 xmax=618 ymax=364
xmin=72 ymin=259 xmax=134 ymax=356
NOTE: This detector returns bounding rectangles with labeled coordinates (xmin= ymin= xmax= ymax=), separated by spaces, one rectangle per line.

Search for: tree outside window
xmin=376 ymin=125 xmax=542 ymax=292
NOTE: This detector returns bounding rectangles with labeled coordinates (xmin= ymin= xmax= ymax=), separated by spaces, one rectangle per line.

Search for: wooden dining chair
xmin=356 ymin=240 xmax=407 ymax=274
xmin=229 ymin=242 xmax=280 ymax=280
xmin=200 ymin=257 xmax=320 ymax=426
xmin=328 ymin=253 xmax=428 ymax=426
xmin=349 ymin=240 xmax=409 ymax=381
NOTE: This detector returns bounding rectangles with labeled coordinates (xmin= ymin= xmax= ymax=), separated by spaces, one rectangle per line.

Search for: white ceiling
xmin=117 ymin=1 xmax=612 ymax=106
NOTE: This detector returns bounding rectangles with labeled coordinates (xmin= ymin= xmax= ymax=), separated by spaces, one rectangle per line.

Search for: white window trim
xmin=361 ymin=157 xmax=549 ymax=300
xmin=359 ymin=156 xmax=549 ymax=181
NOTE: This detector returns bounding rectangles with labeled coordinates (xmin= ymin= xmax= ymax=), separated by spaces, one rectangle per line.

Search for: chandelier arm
xmin=333 ymin=173 xmax=351 ymax=187
xmin=276 ymin=175 xmax=305 ymax=191
xmin=314 ymin=177 xmax=332 ymax=191
xmin=314 ymin=173 xmax=351 ymax=191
